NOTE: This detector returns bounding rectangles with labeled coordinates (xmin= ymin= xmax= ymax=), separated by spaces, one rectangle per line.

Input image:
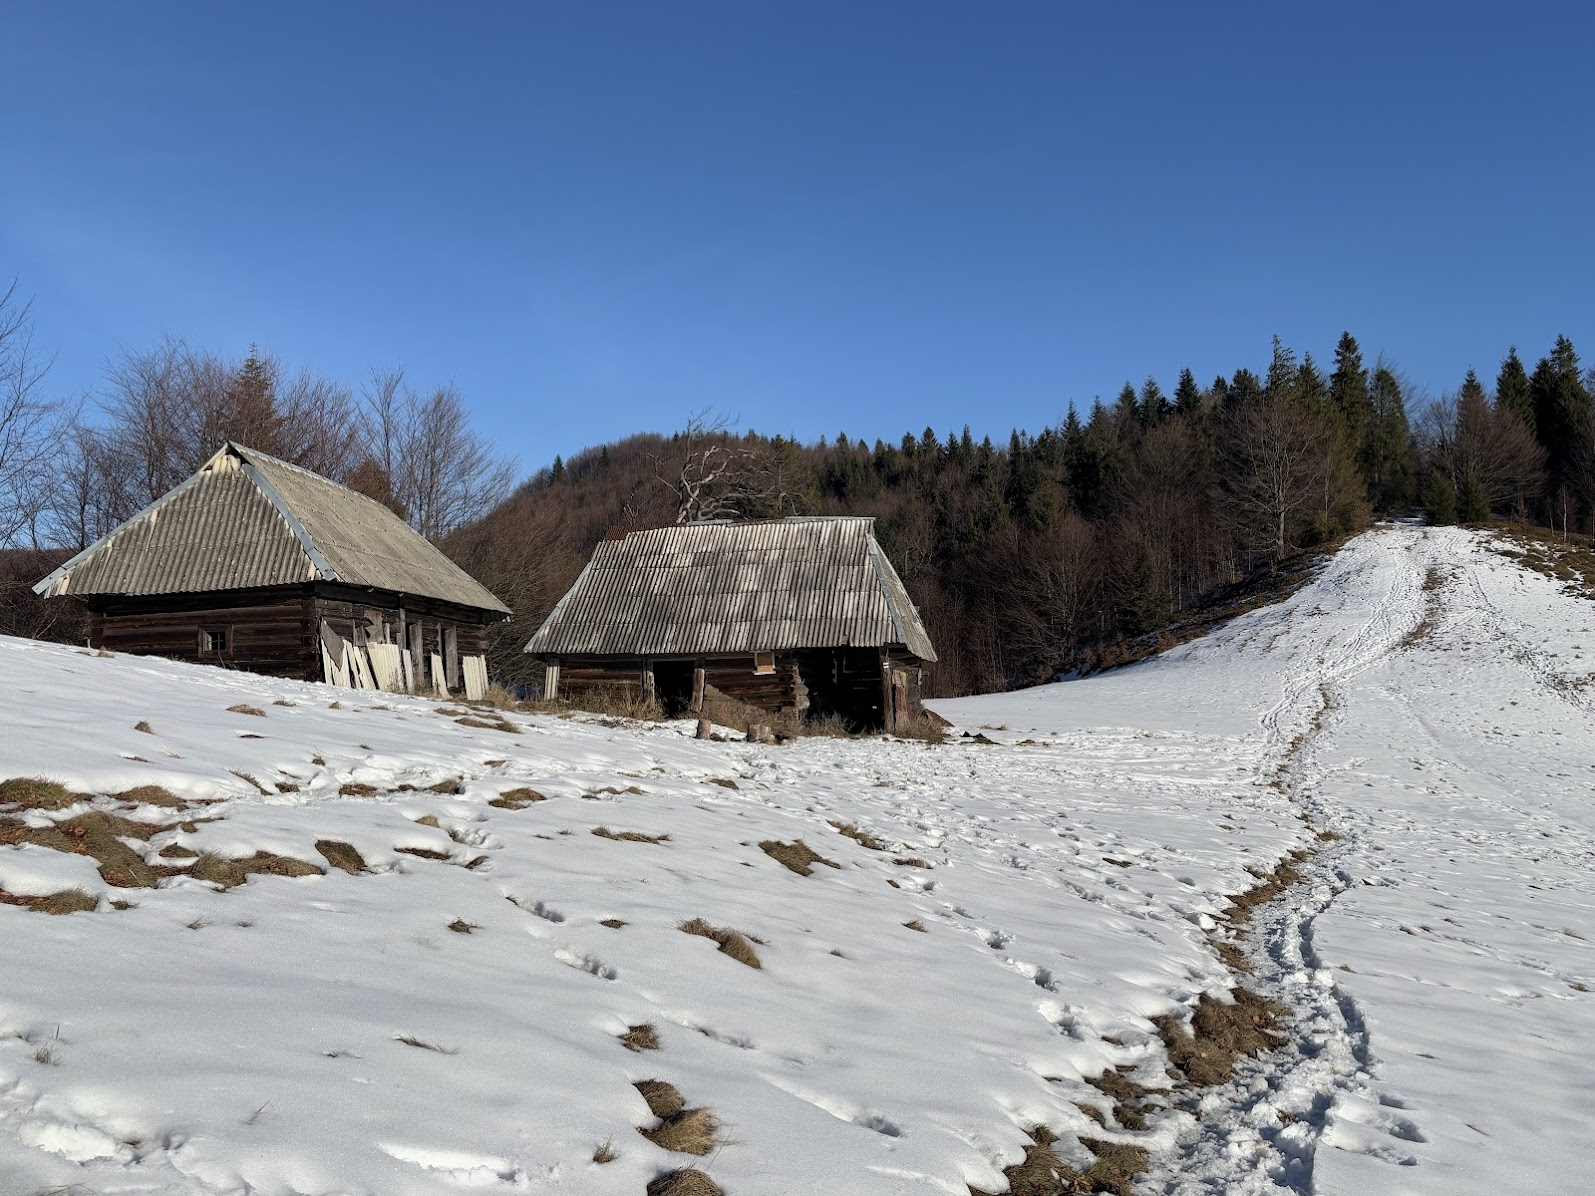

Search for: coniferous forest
xmin=2 ymin=283 xmax=1592 ymax=697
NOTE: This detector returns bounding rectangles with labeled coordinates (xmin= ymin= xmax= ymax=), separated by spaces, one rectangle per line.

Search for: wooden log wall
xmin=91 ymin=588 xmax=316 ymax=678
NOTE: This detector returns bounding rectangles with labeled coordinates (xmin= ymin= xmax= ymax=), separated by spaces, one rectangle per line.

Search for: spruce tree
xmin=1139 ymin=376 xmax=1169 ymax=426
xmin=1265 ymin=336 xmax=1299 ymax=399
xmin=1329 ymin=332 xmax=1371 ymax=464
xmin=1423 ymin=469 xmax=1458 ymax=525
xmin=1174 ymin=368 xmax=1202 ymax=415
xmin=1364 ymin=367 xmax=1412 ymax=511
xmin=1495 ymin=348 xmax=1534 ymax=432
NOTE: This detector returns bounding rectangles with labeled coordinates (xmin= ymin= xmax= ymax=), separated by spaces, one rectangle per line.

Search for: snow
xmin=0 ymin=523 xmax=1590 ymax=1195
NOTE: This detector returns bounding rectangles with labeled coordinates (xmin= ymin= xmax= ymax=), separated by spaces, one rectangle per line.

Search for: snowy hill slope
xmin=1 ymin=524 xmax=1590 ymax=1195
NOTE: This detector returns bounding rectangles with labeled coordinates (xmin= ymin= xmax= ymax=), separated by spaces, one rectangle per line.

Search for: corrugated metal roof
xmin=34 ymin=443 xmax=510 ymax=615
xmin=525 ymin=517 xmax=936 ymax=661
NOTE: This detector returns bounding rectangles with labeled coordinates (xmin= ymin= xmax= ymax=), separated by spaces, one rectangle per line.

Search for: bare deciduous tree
xmin=0 ymin=280 xmax=75 ymax=549
xmin=654 ymin=409 xmax=799 ymax=523
xmin=1222 ymin=394 xmax=1331 ymax=560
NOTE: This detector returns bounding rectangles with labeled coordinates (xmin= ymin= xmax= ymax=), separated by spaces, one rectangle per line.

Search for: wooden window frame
xmin=199 ymin=626 xmax=232 ymax=656
xmin=753 ymin=651 xmax=776 ymax=675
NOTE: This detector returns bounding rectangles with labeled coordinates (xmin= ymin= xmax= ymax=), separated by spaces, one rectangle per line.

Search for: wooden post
xmin=544 ymin=660 xmax=560 ymax=700
xmin=690 ymin=665 xmax=706 ymax=712
xmin=642 ymin=661 xmax=656 ymax=705
xmin=880 ymin=650 xmax=896 ymax=735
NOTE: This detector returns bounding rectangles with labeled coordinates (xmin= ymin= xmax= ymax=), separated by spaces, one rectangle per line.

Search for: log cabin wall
xmin=90 ymin=586 xmax=317 ymax=678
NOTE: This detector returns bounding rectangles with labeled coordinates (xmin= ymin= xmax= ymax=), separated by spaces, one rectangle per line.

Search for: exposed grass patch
xmin=893 ymin=856 xmax=931 ymax=868
xmin=158 ymin=844 xmax=197 ymax=859
xmin=646 ymin=1168 xmax=724 ymax=1196
xmin=230 ymin=770 xmax=269 ymax=794
xmin=592 ymin=1140 xmax=617 ymax=1164
xmin=829 ymin=820 xmax=887 ymax=851
xmin=600 ymin=917 xmax=628 ymax=929
xmin=394 ymin=1035 xmax=456 ymax=1054
xmin=0 ymin=810 xmax=171 ymax=887
xmin=227 ymin=704 xmax=266 ymax=717
xmin=189 ymin=851 xmax=323 ymax=890
xmin=339 ymin=782 xmax=379 ymax=797
xmin=893 ymin=714 xmax=948 ymax=744
xmin=115 ymin=785 xmax=186 ymax=809
xmin=134 ymin=720 xmax=154 ymax=734
xmin=455 ymin=715 xmax=520 ymax=734
xmin=0 ymin=886 xmax=100 ymax=915
xmin=679 ymin=918 xmax=762 ymax=968
xmin=490 ymin=787 xmax=547 ymax=809
xmin=903 ymin=919 xmax=928 ymax=932
xmin=315 ymin=839 xmax=366 ymax=874
xmin=705 ymin=777 xmax=739 ymax=790
xmin=758 ymin=839 xmax=840 ymax=876
xmin=593 ymin=826 xmax=669 ymax=844
xmin=970 ymin=1126 xmax=1149 ymax=1196
xmin=1085 ymin=1066 xmax=1159 ymax=1132
xmin=634 ymin=1080 xmax=718 ymax=1155
xmin=427 ymin=778 xmax=464 ymax=794
xmin=620 ymin=1023 xmax=661 ymax=1052
xmin=448 ymin=918 xmax=478 ymax=934
xmin=0 ymin=777 xmax=77 ymax=811
xmin=394 ymin=845 xmax=451 ymax=861
xmin=1154 ymin=989 xmax=1287 ymax=1087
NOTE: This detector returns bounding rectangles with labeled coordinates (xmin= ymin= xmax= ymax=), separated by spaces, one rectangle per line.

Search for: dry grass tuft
xmin=634 ymin=1079 xmax=686 ymax=1118
xmin=427 ymin=778 xmax=464 ymax=794
xmin=620 ymin=1023 xmax=661 ymax=1052
xmin=903 ymin=919 xmax=928 ymax=932
xmin=592 ymin=1140 xmax=618 ymax=1164
xmin=395 ymin=1034 xmax=456 ymax=1054
xmin=17 ymin=888 xmax=100 ymax=915
xmin=893 ymin=856 xmax=931 ymax=868
xmin=394 ymin=845 xmax=451 ymax=861
xmin=893 ymin=714 xmax=948 ymax=744
xmin=633 ymin=1080 xmax=719 ymax=1156
xmin=490 ymin=787 xmax=547 ymax=809
xmin=828 ymin=820 xmax=887 ymax=851
xmin=189 ymin=851 xmax=323 ymax=890
xmin=593 ymin=826 xmax=669 ymax=844
xmin=1154 ymin=989 xmax=1287 ymax=1087
xmin=339 ymin=782 xmax=379 ymax=797
xmin=315 ymin=839 xmax=367 ymax=874
xmin=456 ymin=715 xmax=520 ymax=734
xmin=679 ymin=918 xmax=762 ymax=968
xmin=227 ymin=704 xmax=267 ymax=717
xmin=414 ymin=814 xmax=441 ymax=827
xmin=646 ymin=1168 xmax=724 ymax=1196
xmin=600 ymin=917 xmax=628 ymax=929
xmin=706 ymin=777 xmax=739 ymax=790
xmin=758 ymin=839 xmax=840 ymax=876
xmin=0 ymin=777 xmax=77 ymax=811
xmin=230 ymin=770 xmax=269 ymax=794
xmin=115 ymin=785 xmax=187 ymax=809
xmin=134 ymin=720 xmax=155 ymax=734
xmin=447 ymin=918 xmax=478 ymax=934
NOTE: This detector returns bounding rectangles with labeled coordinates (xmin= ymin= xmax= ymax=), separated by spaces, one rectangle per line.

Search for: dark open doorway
xmin=654 ymin=661 xmax=696 ymax=717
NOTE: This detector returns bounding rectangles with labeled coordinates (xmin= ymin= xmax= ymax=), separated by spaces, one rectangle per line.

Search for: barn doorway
xmin=653 ymin=661 xmax=696 ymax=717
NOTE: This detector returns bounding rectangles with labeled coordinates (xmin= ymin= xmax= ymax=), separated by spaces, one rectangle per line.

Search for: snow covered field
xmin=0 ymin=524 xmax=1590 ymax=1195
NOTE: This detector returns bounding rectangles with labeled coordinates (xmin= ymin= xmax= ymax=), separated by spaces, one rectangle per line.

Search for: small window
xmin=200 ymin=627 xmax=230 ymax=655
xmin=753 ymin=651 xmax=775 ymax=675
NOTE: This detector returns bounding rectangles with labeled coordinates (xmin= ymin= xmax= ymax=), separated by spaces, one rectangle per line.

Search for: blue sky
xmin=3 ymin=2 xmax=1591 ymax=474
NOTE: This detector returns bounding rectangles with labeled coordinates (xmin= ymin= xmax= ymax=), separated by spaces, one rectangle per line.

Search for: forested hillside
xmin=2 ymin=274 xmax=1591 ymax=697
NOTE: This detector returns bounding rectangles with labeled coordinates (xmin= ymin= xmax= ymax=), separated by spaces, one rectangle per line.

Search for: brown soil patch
xmin=593 ymin=826 xmax=669 ymax=844
xmin=759 ymin=840 xmax=840 ymax=876
xmin=829 ymin=820 xmax=887 ymax=850
xmin=315 ymin=839 xmax=367 ymax=874
xmin=189 ymin=851 xmax=323 ymax=890
xmin=490 ymin=788 xmax=547 ymax=809
xmin=647 ymin=1169 xmax=724 ymax=1196
xmin=1154 ymin=989 xmax=1288 ymax=1087
xmin=680 ymin=918 xmax=762 ymax=968
xmin=620 ymin=1023 xmax=661 ymax=1052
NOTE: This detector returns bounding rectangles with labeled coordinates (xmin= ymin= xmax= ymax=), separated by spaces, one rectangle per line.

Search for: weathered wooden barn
xmin=525 ymin=517 xmax=936 ymax=731
xmin=33 ymin=442 xmax=509 ymax=694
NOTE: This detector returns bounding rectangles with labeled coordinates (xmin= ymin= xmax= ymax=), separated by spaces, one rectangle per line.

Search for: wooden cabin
xmin=525 ymin=517 xmax=936 ymax=732
xmin=33 ymin=442 xmax=510 ymax=695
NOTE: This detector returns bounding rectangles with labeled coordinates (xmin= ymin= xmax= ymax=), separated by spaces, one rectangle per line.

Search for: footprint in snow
xmin=554 ymin=948 xmax=617 ymax=980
